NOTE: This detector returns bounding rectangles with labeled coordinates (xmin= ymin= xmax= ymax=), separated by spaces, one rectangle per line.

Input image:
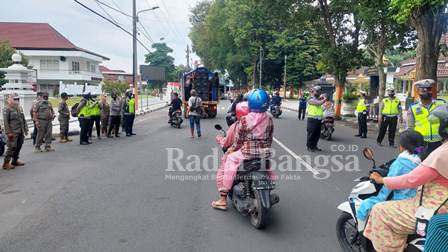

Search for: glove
xmin=7 ymin=133 xmax=14 ymax=142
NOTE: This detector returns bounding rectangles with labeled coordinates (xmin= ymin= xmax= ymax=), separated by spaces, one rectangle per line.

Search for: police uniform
xmin=306 ymin=93 xmax=324 ymax=151
xmin=100 ymin=100 xmax=110 ymax=136
xmin=377 ymin=95 xmax=401 ymax=146
xmin=34 ymin=94 xmax=55 ymax=151
xmin=89 ymin=98 xmax=101 ymax=139
xmin=58 ymin=98 xmax=70 ymax=142
xmin=30 ymin=93 xmax=42 ymax=145
xmin=3 ymin=99 xmax=28 ymax=168
xmin=123 ymin=94 xmax=135 ymax=136
xmin=356 ymin=95 xmax=368 ymax=138
xmin=77 ymin=97 xmax=93 ymax=145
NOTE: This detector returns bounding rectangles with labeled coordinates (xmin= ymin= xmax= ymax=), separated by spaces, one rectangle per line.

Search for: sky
xmin=1 ymin=0 xmax=200 ymax=72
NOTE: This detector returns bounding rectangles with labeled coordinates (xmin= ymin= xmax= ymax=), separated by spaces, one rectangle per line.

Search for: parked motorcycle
xmin=321 ymin=117 xmax=335 ymax=140
xmin=270 ymin=105 xmax=282 ymax=118
xmin=169 ymin=107 xmax=183 ymax=128
xmin=336 ymin=147 xmax=425 ymax=252
xmin=0 ymin=126 xmax=5 ymax=156
xmin=215 ymin=124 xmax=279 ymax=229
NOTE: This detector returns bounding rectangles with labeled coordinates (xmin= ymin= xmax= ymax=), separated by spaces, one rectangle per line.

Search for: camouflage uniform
xmin=34 ymin=98 xmax=55 ymax=151
xmin=3 ymin=104 xmax=28 ymax=166
xmin=58 ymin=99 xmax=70 ymax=141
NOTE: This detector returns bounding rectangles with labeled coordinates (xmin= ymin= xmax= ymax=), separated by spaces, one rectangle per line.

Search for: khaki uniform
xmin=30 ymin=98 xmax=40 ymax=145
xmin=100 ymin=101 xmax=110 ymax=135
xmin=3 ymin=105 xmax=28 ymax=163
xmin=58 ymin=100 xmax=70 ymax=139
xmin=34 ymin=100 xmax=55 ymax=149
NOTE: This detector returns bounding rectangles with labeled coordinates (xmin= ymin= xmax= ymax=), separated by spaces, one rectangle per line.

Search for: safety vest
xmin=411 ymin=101 xmax=445 ymax=143
xmin=382 ymin=97 xmax=401 ymax=116
xmin=307 ymin=103 xmax=323 ymax=119
xmin=91 ymin=100 xmax=101 ymax=116
xmin=129 ymin=98 xmax=135 ymax=114
xmin=356 ymin=98 xmax=367 ymax=113
xmin=78 ymin=100 xmax=93 ymax=117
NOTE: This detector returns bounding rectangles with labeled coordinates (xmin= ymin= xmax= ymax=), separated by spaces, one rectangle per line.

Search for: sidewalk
xmin=25 ymin=101 xmax=168 ymax=139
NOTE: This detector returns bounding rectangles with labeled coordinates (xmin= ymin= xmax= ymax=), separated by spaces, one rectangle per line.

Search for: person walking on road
xmin=76 ymin=92 xmax=93 ymax=145
xmin=58 ymin=92 xmax=71 ymax=143
xmin=89 ymin=95 xmax=102 ymax=140
xmin=188 ymin=89 xmax=202 ymax=138
xmin=30 ymin=92 xmax=42 ymax=145
xmin=306 ymin=86 xmax=326 ymax=152
xmin=298 ymin=93 xmax=307 ymax=120
xmin=100 ymin=94 xmax=110 ymax=137
xmin=107 ymin=91 xmax=122 ymax=138
xmin=123 ymin=90 xmax=136 ymax=137
xmin=407 ymin=79 xmax=446 ymax=158
xmin=355 ymin=91 xmax=368 ymax=139
xmin=3 ymin=93 xmax=28 ymax=170
xmin=377 ymin=88 xmax=402 ymax=147
xmin=33 ymin=92 xmax=55 ymax=152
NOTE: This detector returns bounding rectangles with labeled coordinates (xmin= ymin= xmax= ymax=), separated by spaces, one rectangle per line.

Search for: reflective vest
xmin=129 ymin=98 xmax=135 ymax=114
xmin=356 ymin=98 xmax=367 ymax=113
xmin=91 ymin=100 xmax=101 ymax=116
xmin=411 ymin=101 xmax=445 ymax=143
xmin=382 ymin=97 xmax=401 ymax=116
xmin=78 ymin=100 xmax=93 ymax=117
xmin=307 ymin=103 xmax=323 ymax=119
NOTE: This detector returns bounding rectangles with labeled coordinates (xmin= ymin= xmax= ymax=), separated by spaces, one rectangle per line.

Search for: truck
xmin=181 ymin=67 xmax=218 ymax=118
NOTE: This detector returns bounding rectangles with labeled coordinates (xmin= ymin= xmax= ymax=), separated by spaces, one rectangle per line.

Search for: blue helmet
xmin=247 ymin=89 xmax=270 ymax=112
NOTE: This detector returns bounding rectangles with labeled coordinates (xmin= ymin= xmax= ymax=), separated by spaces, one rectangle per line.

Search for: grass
xmin=440 ymin=95 xmax=448 ymax=101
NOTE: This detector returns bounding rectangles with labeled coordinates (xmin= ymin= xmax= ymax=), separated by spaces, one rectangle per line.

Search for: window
xmin=71 ymin=61 xmax=80 ymax=74
xmin=87 ymin=62 xmax=96 ymax=73
xmin=40 ymin=59 xmax=59 ymax=72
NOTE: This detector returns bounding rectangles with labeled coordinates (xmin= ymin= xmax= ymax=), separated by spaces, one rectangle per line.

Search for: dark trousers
xmin=89 ymin=115 xmax=101 ymax=137
xmin=357 ymin=112 xmax=367 ymax=137
xmin=32 ymin=122 xmax=37 ymax=145
xmin=377 ymin=116 xmax=398 ymax=145
xmin=422 ymin=141 xmax=443 ymax=160
xmin=124 ymin=114 xmax=135 ymax=135
xmin=108 ymin=115 xmax=121 ymax=136
xmin=298 ymin=106 xmax=306 ymax=120
xmin=4 ymin=133 xmax=24 ymax=163
xmin=307 ymin=118 xmax=322 ymax=149
xmin=79 ymin=117 xmax=91 ymax=144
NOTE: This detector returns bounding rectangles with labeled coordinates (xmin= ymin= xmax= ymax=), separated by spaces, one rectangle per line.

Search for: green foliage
xmin=102 ymin=80 xmax=129 ymax=95
xmin=144 ymin=42 xmax=177 ymax=82
xmin=391 ymin=0 xmax=448 ymax=24
xmin=0 ymin=41 xmax=29 ymax=86
xmin=343 ymin=85 xmax=359 ymax=102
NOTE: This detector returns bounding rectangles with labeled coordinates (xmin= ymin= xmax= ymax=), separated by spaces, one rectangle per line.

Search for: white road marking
xmin=273 ymin=137 xmax=320 ymax=176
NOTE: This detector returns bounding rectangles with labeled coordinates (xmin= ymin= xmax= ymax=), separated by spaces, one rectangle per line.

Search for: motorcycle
xmin=215 ymin=124 xmax=280 ymax=229
xmin=225 ymin=102 xmax=237 ymax=126
xmin=0 ymin=126 xmax=5 ymax=156
xmin=169 ymin=107 xmax=183 ymax=128
xmin=321 ymin=117 xmax=335 ymax=140
xmin=336 ymin=147 xmax=425 ymax=252
xmin=270 ymin=105 xmax=282 ymax=118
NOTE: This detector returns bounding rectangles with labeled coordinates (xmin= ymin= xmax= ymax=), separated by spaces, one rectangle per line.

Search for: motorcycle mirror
xmin=214 ymin=124 xmax=223 ymax=131
xmin=362 ymin=147 xmax=375 ymax=160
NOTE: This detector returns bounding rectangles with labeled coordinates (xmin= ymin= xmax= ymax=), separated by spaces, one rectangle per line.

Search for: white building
xmin=0 ymin=22 xmax=109 ymax=96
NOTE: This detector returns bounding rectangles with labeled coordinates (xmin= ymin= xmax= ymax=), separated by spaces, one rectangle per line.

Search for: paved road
xmin=0 ymin=103 xmax=398 ymax=252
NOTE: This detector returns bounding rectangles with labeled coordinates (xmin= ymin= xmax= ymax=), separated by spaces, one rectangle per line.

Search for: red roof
xmin=99 ymin=65 xmax=127 ymax=74
xmin=0 ymin=22 xmax=109 ymax=60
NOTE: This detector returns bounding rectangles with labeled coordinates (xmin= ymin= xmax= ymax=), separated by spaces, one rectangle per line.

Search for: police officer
xmin=100 ymin=94 xmax=110 ymax=137
xmin=30 ymin=92 xmax=42 ymax=145
xmin=89 ymin=95 xmax=101 ymax=140
xmin=123 ymin=90 xmax=136 ymax=136
xmin=76 ymin=92 xmax=93 ymax=145
xmin=355 ymin=91 xmax=368 ymax=139
xmin=58 ymin=92 xmax=71 ymax=143
xmin=33 ymin=92 xmax=55 ymax=152
xmin=408 ymin=79 xmax=446 ymax=158
xmin=3 ymin=93 xmax=28 ymax=169
xmin=377 ymin=88 xmax=402 ymax=147
xmin=306 ymin=86 xmax=326 ymax=152
xmin=107 ymin=91 xmax=122 ymax=138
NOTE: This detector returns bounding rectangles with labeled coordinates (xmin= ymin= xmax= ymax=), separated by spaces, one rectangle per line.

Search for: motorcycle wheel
xmin=336 ymin=212 xmax=366 ymax=252
xmin=0 ymin=143 xmax=4 ymax=156
xmin=249 ymin=191 xmax=268 ymax=229
xmin=327 ymin=133 xmax=332 ymax=141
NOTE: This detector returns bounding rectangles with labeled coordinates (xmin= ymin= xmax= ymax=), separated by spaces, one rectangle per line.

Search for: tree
xmin=391 ymin=0 xmax=448 ymax=83
xmin=144 ymin=42 xmax=176 ymax=82
xmin=0 ymin=41 xmax=28 ymax=86
xmin=102 ymin=80 xmax=129 ymax=95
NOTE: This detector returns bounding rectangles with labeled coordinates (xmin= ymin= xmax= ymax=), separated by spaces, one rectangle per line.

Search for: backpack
xmin=190 ymin=97 xmax=202 ymax=113
xmin=71 ymin=102 xmax=79 ymax=117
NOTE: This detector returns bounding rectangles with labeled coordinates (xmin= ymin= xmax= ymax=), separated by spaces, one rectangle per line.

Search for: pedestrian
xmin=355 ymin=91 xmax=368 ymax=139
xmin=76 ymin=92 xmax=93 ymax=145
xmin=100 ymin=94 xmax=110 ymax=137
xmin=377 ymin=88 xmax=402 ymax=147
xmin=122 ymin=90 xmax=136 ymax=136
xmin=33 ymin=92 xmax=55 ymax=152
xmin=58 ymin=92 xmax=71 ymax=143
xmin=306 ymin=86 xmax=326 ymax=152
xmin=407 ymin=79 xmax=446 ymax=159
xmin=188 ymin=89 xmax=202 ymax=138
xmin=298 ymin=93 xmax=307 ymax=120
xmin=89 ymin=95 xmax=101 ymax=140
xmin=30 ymin=92 xmax=42 ymax=145
xmin=2 ymin=93 xmax=28 ymax=169
xmin=107 ymin=91 xmax=122 ymax=138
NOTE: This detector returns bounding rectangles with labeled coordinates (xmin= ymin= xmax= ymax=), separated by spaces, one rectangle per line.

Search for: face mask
xmin=389 ymin=94 xmax=394 ymax=98
xmin=420 ymin=93 xmax=432 ymax=100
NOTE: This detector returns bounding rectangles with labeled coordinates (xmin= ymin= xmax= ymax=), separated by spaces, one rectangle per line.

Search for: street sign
xmin=140 ymin=65 xmax=166 ymax=81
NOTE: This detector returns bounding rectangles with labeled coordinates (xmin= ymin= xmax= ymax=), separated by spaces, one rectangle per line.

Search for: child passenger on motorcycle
xmin=212 ymin=89 xmax=275 ymax=210
xmin=356 ymin=130 xmax=424 ymax=223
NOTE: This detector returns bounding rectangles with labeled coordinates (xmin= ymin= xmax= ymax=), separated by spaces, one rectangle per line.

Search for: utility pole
xmin=259 ymin=46 xmax=263 ymax=89
xmin=186 ymin=45 xmax=191 ymax=71
xmin=283 ymin=55 xmax=287 ymax=97
xmin=132 ymin=0 xmax=138 ymax=111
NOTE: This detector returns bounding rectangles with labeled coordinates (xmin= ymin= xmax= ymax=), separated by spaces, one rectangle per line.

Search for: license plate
xmin=253 ymin=180 xmax=275 ymax=190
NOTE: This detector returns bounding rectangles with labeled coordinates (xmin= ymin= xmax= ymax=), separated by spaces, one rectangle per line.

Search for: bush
xmin=343 ymin=85 xmax=359 ymax=102
xmin=102 ymin=80 xmax=130 ymax=95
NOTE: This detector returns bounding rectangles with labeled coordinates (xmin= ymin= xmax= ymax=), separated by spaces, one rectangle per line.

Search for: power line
xmin=94 ymin=0 xmax=131 ymax=17
xmin=138 ymin=23 xmax=154 ymax=44
xmin=154 ymin=0 xmax=180 ymax=35
xmin=73 ymin=0 xmax=151 ymax=52
xmin=95 ymin=0 xmax=119 ymax=24
xmin=144 ymin=0 xmax=176 ymax=37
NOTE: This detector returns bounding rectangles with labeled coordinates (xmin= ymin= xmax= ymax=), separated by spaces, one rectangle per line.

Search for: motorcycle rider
xmin=270 ymin=90 xmax=282 ymax=114
xmin=211 ymin=89 xmax=274 ymax=210
xmin=407 ymin=79 xmax=446 ymax=158
xmin=168 ymin=92 xmax=182 ymax=124
xmin=226 ymin=93 xmax=243 ymax=126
